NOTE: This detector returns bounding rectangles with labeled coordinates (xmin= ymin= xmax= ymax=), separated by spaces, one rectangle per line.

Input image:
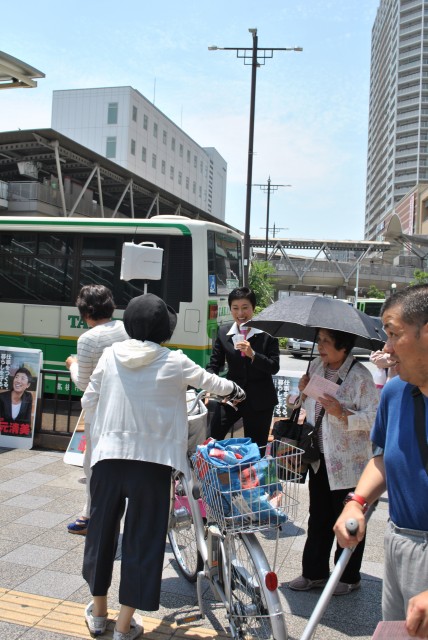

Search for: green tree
xmin=366 ymin=284 xmax=385 ymax=299
xmin=248 ymin=261 xmax=276 ymax=312
xmin=410 ymin=268 xmax=428 ymax=285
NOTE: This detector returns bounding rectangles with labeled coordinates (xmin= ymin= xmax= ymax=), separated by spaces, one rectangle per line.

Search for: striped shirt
xmin=69 ymin=320 xmax=128 ymax=391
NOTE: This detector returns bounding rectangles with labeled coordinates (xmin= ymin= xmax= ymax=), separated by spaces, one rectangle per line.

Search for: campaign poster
xmin=63 ymin=411 xmax=86 ymax=467
xmin=0 ymin=347 xmax=43 ymax=449
xmin=272 ymin=370 xmax=302 ymax=418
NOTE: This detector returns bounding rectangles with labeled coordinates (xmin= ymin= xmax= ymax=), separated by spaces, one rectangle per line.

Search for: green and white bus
xmin=0 ymin=215 xmax=243 ymax=394
xmin=355 ymin=298 xmax=385 ymax=317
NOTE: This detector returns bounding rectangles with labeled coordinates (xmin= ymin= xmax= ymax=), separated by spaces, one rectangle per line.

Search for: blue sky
xmin=1 ymin=1 xmax=378 ymax=242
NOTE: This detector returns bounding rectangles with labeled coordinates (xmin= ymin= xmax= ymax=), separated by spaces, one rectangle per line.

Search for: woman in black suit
xmin=206 ymin=287 xmax=280 ymax=448
xmin=0 ymin=367 xmax=33 ymax=427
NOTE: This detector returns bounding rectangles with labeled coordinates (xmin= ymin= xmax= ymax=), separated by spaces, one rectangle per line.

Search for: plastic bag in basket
xmin=195 ymin=438 xmax=287 ymax=528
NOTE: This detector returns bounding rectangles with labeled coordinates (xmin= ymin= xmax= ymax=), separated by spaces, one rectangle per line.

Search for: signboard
xmin=0 ymin=347 xmax=42 ymax=449
xmin=272 ymin=370 xmax=302 ymax=418
xmin=208 ymin=274 xmax=217 ymax=294
xmin=63 ymin=411 xmax=86 ymax=467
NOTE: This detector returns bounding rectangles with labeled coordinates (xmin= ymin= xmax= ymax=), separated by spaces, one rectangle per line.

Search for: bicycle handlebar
xmin=186 ymin=390 xmax=241 ymax=416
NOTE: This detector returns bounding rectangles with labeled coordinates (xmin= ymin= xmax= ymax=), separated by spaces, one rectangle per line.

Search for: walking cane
xmin=300 ymin=503 xmax=376 ymax=640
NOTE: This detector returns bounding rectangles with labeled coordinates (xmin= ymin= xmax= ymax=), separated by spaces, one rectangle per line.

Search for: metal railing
xmin=35 ymin=368 xmax=81 ymax=438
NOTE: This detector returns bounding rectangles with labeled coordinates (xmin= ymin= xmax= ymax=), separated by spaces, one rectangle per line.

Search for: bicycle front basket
xmin=191 ymin=440 xmax=302 ymax=533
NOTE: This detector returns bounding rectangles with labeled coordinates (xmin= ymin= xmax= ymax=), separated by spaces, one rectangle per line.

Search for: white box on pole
xmin=120 ymin=242 xmax=163 ymax=281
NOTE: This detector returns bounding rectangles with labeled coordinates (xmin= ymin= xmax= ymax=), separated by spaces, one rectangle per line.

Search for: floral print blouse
xmin=303 ymin=353 xmax=379 ymax=490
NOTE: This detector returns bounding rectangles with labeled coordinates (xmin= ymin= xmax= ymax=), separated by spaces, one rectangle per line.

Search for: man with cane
xmin=335 ymin=285 xmax=428 ymax=638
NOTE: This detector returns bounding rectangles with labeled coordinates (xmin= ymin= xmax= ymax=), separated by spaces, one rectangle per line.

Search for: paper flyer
xmin=371 ymin=621 xmax=412 ymax=639
xmin=303 ymin=373 xmax=340 ymax=401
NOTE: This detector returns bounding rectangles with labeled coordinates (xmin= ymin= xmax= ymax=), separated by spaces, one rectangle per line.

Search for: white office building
xmin=365 ymin=0 xmax=428 ymax=240
xmin=51 ymin=86 xmax=227 ymax=221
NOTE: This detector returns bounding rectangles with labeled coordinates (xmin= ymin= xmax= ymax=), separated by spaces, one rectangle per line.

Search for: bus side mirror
xmin=120 ymin=242 xmax=163 ymax=281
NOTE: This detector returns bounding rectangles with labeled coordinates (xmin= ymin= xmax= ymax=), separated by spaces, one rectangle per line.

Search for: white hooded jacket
xmin=81 ymin=339 xmax=235 ymax=475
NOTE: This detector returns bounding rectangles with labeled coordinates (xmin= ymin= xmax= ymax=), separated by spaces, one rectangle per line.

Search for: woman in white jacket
xmin=81 ymin=293 xmax=244 ymax=640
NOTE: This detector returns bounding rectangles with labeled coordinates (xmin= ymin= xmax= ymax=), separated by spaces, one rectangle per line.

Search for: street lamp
xmin=354 ymin=262 xmax=361 ymax=308
xmin=253 ymin=177 xmax=291 ymax=260
xmin=390 ymin=282 xmax=397 ymax=296
xmin=209 ymin=30 xmax=302 ymax=285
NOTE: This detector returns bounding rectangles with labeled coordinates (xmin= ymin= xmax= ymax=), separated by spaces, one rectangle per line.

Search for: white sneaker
xmin=113 ymin=618 xmax=143 ymax=640
xmin=84 ymin=601 xmax=107 ymax=635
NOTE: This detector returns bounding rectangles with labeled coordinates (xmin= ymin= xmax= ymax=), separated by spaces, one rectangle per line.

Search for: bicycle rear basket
xmin=191 ymin=440 xmax=302 ymax=534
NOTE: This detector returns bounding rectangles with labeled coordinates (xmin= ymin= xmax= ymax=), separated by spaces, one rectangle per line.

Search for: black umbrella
xmin=245 ymin=296 xmax=386 ymax=350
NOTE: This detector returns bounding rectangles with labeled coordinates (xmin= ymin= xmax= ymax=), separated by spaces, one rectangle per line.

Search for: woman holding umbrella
xmin=288 ymin=328 xmax=379 ymax=596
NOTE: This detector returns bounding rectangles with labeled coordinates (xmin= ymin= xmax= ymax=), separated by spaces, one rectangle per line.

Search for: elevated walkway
xmin=250 ymin=236 xmax=413 ymax=295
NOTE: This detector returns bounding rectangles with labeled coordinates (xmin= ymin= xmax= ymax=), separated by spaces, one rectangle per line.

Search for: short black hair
xmin=318 ymin=329 xmax=356 ymax=355
xmin=228 ymin=287 xmax=257 ymax=310
xmin=76 ymin=285 xmax=115 ymax=321
xmin=381 ymin=284 xmax=428 ymax=331
xmin=14 ymin=367 xmax=32 ymax=385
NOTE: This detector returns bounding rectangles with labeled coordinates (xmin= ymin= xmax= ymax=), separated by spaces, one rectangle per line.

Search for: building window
xmin=132 ymin=105 xmax=138 ymax=122
xmin=106 ymin=136 xmax=117 ymax=158
xmin=107 ymin=103 xmax=118 ymax=125
xmin=142 ymin=146 xmax=147 ymax=162
xmin=152 ymin=153 xmax=157 ymax=169
xmin=179 ymin=143 xmax=183 ymax=157
xmin=199 ymin=185 xmax=202 ymax=197
xmin=193 ymin=181 xmax=196 ymax=194
xmin=194 ymin=155 xmax=197 ymax=168
xmin=171 ymin=137 xmax=176 ymax=151
xmin=143 ymin=114 xmax=148 ymax=130
xmin=178 ymin=171 xmax=182 ymax=185
xmin=153 ymin=123 xmax=158 ymax=138
xmin=131 ymin=139 xmax=136 ymax=155
xmin=163 ymin=130 xmax=167 ymax=144
xmin=185 ymin=177 xmax=189 ymax=189
xmin=187 ymin=150 xmax=191 ymax=163
xmin=170 ymin=166 xmax=174 ymax=180
xmin=161 ymin=160 xmax=166 ymax=174
xmin=200 ymin=160 xmax=203 ymax=173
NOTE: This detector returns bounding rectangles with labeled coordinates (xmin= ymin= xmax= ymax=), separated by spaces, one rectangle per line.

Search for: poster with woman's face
xmin=0 ymin=347 xmax=43 ymax=450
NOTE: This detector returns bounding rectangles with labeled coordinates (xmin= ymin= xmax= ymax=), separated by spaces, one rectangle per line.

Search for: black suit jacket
xmin=0 ymin=390 xmax=33 ymax=423
xmin=206 ymin=323 xmax=280 ymax=411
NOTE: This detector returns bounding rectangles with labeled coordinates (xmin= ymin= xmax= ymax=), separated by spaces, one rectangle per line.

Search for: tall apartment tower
xmin=365 ymin=0 xmax=428 ymax=240
xmin=52 ymin=87 xmax=227 ymax=221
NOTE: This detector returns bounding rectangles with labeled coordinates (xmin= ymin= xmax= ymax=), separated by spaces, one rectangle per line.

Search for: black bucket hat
xmin=124 ymin=293 xmax=177 ymax=344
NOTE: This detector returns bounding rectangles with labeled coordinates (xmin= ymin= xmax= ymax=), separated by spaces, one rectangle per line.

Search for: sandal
xmin=67 ymin=517 xmax=89 ymax=535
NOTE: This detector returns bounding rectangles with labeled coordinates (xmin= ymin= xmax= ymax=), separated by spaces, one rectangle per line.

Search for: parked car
xmin=286 ymin=337 xmax=372 ymax=359
xmin=285 ymin=317 xmax=386 ymax=359
xmin=286 ymin=338 xmax=319 ymax=358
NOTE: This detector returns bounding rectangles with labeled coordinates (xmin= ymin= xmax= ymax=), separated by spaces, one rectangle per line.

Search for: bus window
xmin=0 ymin=231 xmax=74 ymax=302
xmin=356 ymin=299 xmax=385 ymax=317
xmin=79 ymin=233 xmax=193 ymax=311
xmin=207 ymin=230 xmax=242 ymax=295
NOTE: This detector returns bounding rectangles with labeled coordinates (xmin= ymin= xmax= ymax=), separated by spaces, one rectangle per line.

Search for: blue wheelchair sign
xmin=208 ymin=275 xmax=217 ymax=294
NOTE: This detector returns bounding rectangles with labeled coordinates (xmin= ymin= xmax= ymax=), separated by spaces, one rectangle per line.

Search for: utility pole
xmin=253 ymin=177 xmax=291 ymax=260
xmin=209 ymin=30 xmax=302 ymax=285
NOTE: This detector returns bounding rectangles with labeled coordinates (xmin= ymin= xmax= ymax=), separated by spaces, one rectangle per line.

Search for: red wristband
xmin=344 ymin=492 xmax=368 ymax=514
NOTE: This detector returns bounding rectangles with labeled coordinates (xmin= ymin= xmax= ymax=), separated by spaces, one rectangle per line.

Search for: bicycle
xmin=168 ymin=389 xmax=303 ymax=640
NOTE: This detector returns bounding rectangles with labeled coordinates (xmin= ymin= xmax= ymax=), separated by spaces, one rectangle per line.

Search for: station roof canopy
xmin=0 ymin=128 xmax=237 ymax=227
xmin=0 ymin=51 xmax=45 ymax=89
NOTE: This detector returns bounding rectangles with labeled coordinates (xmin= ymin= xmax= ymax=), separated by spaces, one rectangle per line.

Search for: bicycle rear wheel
xmin=168 ymin=473 xmax=203 ymax=582
xmin=223 ymin=532 xmax=287 ymax=640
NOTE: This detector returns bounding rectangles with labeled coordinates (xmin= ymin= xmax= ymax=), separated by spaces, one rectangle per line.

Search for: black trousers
xmin=83 ymin=459 xmax=171 ymax=610
xmin=302 ymin=454 xmax=366 ymax=585
xmin=209 ymin=400 xmax=274 ymax=449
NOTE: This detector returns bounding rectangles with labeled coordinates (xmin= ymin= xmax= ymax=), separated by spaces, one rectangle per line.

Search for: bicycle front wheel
xmin=168 ymin=473 xmax=203 ymax=582
xmin=223 ymin=532 xmax=287 ymax=640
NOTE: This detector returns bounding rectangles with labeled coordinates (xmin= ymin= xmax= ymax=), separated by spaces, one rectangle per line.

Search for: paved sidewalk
xmin=0 ymin=446 xmax=387 ymax=639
